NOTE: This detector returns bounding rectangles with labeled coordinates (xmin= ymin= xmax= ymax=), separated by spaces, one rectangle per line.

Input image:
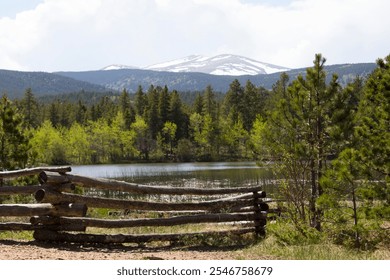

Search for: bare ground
xmin=0 ymin=239 xmax=263 ymax=260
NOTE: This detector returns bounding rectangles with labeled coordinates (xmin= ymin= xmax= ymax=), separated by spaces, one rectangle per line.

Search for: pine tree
xmin=158 ymin=86 xmax=170 ymax=127
xmin=319 ymin=55 xmax=390 ymax=247
xmin=20 ymin=88 xmax=39 ymax=129
xmin=169 ymin=90 xmax=187 ymax=140
xmin=224 ymin=79 xmax=243 ymax=124
xmin=202 ymin=85 xmax=217 ymax=121
xmin=146 ymin=85 xmax=160 ymax=139
xmin=0 ymin=96 xmax=31 ymax=171
xmin=119 ymin=89 xmax=135 ymax=128
xmin=134 ymin=85 xmax=147 ymax=116
xmin=264 ymin=54 xmax=340 ymax=230
xmin=193 ymin=93 xmax=203 ymax=115
xmin=242 ymin=80 xmax=260 ymax=131
xmin=355 ymin=56 xmax=390 ymax=186
xmin=75 ymin=100 xmax=87 ymax=125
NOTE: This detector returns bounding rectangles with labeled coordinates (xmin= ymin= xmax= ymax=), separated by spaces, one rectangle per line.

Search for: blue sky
xmin=0 ymin=0 xmax=43 ymax=18
xmin=0 ymin=0 xmax=389 ymax=72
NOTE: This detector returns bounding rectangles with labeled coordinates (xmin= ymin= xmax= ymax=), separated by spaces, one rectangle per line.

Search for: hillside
xmin=0 ymin=69 xmax=108 ymax=98
xmin=0 ymin=63 xmax=377 ymax=98
xmin=143 ymin=54 xmax=290 ymax=75
xmin=101 ymin=54 xmax=290 ymax=76
xmin=57 ymin=63 xmax=376 ymax=93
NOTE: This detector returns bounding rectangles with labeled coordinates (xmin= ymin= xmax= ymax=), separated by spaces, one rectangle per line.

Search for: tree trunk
xmin=33 ymin=227 xmax=255 ymax=244
xmin=0 ymin=222 xmax=85 ymax=231
xmin=0 ymin=166 xmax=71 ymax=179
xmin=35 ymin=189 xmax=253 ymax=212
xmin=30 ymin=212 xmax=263 ymax=228
xmin=38 ymin=172 xmax=265 ymax=195
xmin=0 ymin=203 xmax=86 ymax=217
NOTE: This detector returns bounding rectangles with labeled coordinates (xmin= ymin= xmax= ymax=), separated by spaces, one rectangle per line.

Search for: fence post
xmin=253 ymin=191 xmax=266 ymax=236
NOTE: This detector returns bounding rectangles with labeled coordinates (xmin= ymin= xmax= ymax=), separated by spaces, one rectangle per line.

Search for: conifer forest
xmin=1 ymin=54 xmax=389 ymax=249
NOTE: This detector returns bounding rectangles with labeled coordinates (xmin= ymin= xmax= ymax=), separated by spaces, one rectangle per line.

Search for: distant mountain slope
xmin=0 ymin=69 xmax=108 ymax=98
xmin=0 ymin=62 xmax=376 ymax=99
xmin=143 ymin=54 xmax=290 ymax=75
xmin=57 ymin=63 xmax=376 ymax=93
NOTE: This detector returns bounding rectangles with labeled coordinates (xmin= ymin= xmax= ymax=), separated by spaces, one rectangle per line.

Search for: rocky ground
xmin=0 ymin=239 xmax=247 ymax=260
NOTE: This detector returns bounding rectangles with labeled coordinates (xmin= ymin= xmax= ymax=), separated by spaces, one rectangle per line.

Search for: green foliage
xmin=0 ymin=95 xmax=31 ymax=170
xmin=30 ymin=120 xmax=67 ymax=165
xmin=3 ymin=54 xmax=390 ymax=253
xmin=263 ymin=54 xmax=342 ymax=230
xmin=268 ymin=220 xmax=325 ymax=246
xmin=319 ymin=55 xmax=390 ymax=248
xmin=67 ymin=122 xmax=91 ymax=164
xmin=355 ymin=55 xmax=390 ymax=202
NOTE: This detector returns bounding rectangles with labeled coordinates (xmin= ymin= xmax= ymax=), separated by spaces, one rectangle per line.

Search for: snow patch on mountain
xmin=101 ymin=54 xmax=290 ymax=76
xmin=144 ymin=54 xmax=290 ymax=76
xmin=101 ymin=64 xmax=138 ymax=71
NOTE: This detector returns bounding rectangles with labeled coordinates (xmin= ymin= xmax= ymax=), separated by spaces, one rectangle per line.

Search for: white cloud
xmin=0 ymin=0 xmax=389 ymax=71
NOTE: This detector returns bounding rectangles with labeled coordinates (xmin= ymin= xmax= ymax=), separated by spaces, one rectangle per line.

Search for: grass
xmin=237 ymin=235 xmax=390 ymax=260
xmin=1 ymin=202 xmax=388 ymax=259
xmin=0 ymin=226 xmax=389 ymax=259
xmin=0 ymin=230 xmax=33 ymax=241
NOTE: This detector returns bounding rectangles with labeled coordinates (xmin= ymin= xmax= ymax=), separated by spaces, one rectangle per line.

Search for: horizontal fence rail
xmin=0 ymin=166 xmax=274 ymax=245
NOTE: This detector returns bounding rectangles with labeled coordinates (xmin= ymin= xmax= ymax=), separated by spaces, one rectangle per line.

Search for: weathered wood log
xmin=253 ymin=191 xmax=266 ymax=236
xmin=30 ymin=215 xmax=60 ymax=225
xmin=232 ymin=203 xmax=269 ymax=213
xmin=33 ymin=227 xmax=256 ymax=244
xmin=45 ymin=183 xmax=76 ymax=192
xmin=35 ymin=189 xmax=253 ymax=211
xmin=0 ymin=185 xmax=42 ymax=195
xmin=0 ymin=183 xmax=75 ymax=196
xmin=0 ymin=166 xmax=71 ymax=179
xmin=41 ymin=173 xmax=265 ymax=195
xmin=38 ymin=171 xmax=71 ymax=185
xmin=209 ymin=192 xmax=266 ymax=203
xmin=30 ymin=212 xmax=265 ymax=228
xmin=0 ymin=222 xmax=86 ymax=231
xmin=0 ymin=203 xmax=87 ymax=217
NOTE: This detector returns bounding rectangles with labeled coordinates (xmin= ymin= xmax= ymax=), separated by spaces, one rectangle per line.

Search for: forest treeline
xmin=1 ymin=53 xmax=389 ymax=248
xmin=5 ymin=78 xmax=270 ymax=165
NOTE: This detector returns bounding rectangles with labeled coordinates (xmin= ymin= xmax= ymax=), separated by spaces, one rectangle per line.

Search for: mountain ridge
xmin=0 ymin=69 xmax=108 ymax=98
xmin=58 ymin=62 xmax=376 ymax=93
xmin=101 ymin=54 xmax=290 ymax=76
xmin=0 ymin=61 xmax=377 ymax=98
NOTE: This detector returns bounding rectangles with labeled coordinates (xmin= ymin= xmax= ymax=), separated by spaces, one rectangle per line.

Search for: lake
xmin=71 ymin=161 xmax=277 ymax=193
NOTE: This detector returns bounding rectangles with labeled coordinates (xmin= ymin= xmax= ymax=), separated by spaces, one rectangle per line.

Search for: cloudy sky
xmin=0 ymin=0 xmax=389 ymax=72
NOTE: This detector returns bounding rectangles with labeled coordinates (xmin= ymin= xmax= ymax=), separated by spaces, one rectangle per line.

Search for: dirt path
xmin=0 ymin=239 xmax=245 ymax=260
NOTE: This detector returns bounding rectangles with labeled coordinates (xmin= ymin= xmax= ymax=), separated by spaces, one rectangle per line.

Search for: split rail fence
xmin=0 ymin=166 xmax=270 ymax=245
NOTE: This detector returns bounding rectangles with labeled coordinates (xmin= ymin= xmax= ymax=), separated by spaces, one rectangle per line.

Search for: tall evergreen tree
xmin=0 ymin=96 xmax=31 ymax=171
xmin=319 ymin=55 xmax=390 ymax=247
xmin=119 ymin=89 xmax=135 ymax=128
xmin=75 ymin=100 xmax=88 ymax=125
xmin=355 ymin=55 xmax=390 ymax=203
xmin=20 ymin=88 xmax=39 ymax=129
xmin=242 ymin=80 xmax=260 ymax=131
xmin=265 ymin=54 xmax=340 ymax=230
xmin=158 ymin=85 xmax=170 ymax=127
xmin=193 ymin=93 xmax=203 ymax=115
xmin=169 ymin=90 xmax=187 ymax=140
xmin=146 ymin=85 xmax=160 ymax=139
xmin=134 ymin=85 xmax=147 ymax=116
xmin=202 ymin=85 xmax=217 ymax=121
xmin=224 ymin=79 xmax=243 ymax=124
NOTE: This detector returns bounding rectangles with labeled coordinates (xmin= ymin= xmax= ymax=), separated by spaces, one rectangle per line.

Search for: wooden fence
xmin=0 ymin=166 xmax=270 ymax=245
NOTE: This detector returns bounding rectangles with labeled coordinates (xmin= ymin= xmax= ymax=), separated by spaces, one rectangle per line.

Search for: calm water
xmin=71 ymin=162 xmax=276 ymax=192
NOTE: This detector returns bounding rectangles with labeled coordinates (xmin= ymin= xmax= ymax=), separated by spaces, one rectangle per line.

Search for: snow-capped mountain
xmin=101 ymin=64 xmax=138 ymax=71
xmin=144 ymin=54 xmax=290 ymax=75
xmin=101 ymin=54 xmax=290 ymax=76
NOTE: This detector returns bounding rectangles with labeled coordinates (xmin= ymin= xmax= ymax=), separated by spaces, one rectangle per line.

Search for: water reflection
xmin=71 ymin=161 xmax=277 ymax=195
